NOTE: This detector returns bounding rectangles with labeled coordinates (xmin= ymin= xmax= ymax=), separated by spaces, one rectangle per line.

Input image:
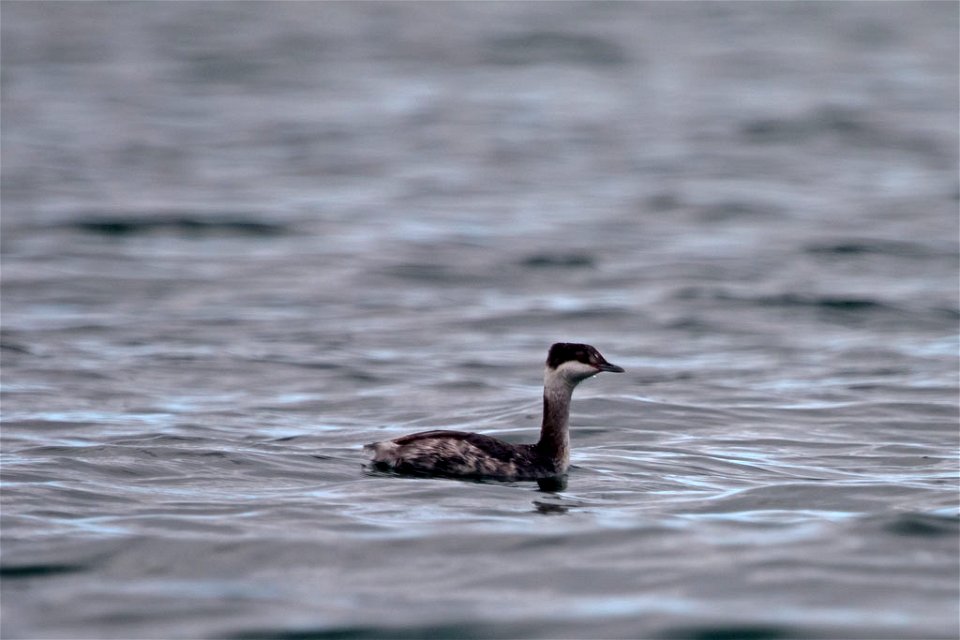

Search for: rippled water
xmin=2 ymin=3 xmax=958 ymax=639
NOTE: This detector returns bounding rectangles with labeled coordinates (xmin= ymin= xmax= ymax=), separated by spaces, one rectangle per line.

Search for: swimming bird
xmin=364 ymin=343 xmax=624 ymax=481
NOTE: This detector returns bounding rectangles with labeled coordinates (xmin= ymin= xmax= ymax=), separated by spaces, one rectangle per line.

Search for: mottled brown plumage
xmin=364 ymin=343 xmax=624 ymax=480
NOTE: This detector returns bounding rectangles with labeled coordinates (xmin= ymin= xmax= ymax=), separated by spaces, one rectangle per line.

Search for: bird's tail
xmin=364 ymin=440 xmax=401 ymax=466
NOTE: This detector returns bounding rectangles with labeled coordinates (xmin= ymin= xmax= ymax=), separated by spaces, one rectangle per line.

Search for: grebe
xmin=364 ymin=343 xmax=624 ymax=480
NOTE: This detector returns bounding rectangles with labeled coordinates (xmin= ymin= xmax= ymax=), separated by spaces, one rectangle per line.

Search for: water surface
xmin=2 ymin=3 xmax=958 ymax=639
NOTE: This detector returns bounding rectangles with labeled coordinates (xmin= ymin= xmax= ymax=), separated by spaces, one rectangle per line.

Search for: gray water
xmin=2 ymin=2 xmax=958 ymax=639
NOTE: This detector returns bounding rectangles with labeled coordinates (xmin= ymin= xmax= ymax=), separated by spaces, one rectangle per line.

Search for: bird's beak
xmin=596 ymin=362 xmax=625 ymax=373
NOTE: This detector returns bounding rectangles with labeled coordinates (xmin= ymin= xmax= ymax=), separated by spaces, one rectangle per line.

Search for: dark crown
xmin=546 ymin=342 xmax=600 ymax=369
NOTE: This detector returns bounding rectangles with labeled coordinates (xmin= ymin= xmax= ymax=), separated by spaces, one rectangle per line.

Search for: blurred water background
xmin=2 ymin=2 xmax=958 ymax=639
